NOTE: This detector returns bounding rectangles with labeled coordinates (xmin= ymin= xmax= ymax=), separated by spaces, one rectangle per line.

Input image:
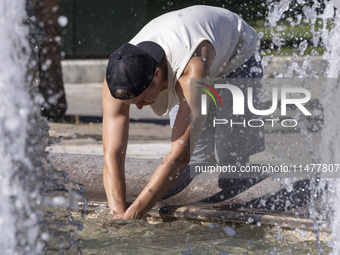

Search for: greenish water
xmin=73 ymin=210 xmax=332 ymax=255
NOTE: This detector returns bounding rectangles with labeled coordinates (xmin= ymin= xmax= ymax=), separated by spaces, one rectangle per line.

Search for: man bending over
xmin=102 ymin=5 xmax=264 ymax=219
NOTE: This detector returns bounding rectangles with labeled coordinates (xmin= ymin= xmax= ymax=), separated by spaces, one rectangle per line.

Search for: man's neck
xmin=159 ymin=80 xmax=168 ymax=92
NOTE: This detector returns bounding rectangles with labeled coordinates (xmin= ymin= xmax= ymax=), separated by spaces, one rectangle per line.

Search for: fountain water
xmin=0 ymin=1 xmax=85 ymax=253
xmin=0 ymin=1 xmax=41 ymax=253
xmin=319 ymin=1 xmax=340 ymax=254
xmin=267 ymin=0 xmax=340 ymax=253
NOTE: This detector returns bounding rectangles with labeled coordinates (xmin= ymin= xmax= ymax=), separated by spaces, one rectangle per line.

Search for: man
xmin=102 ymin=5 xmax=264 ymax=219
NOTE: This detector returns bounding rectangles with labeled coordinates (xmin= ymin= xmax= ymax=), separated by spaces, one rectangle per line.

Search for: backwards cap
xmin=106 ymin=41 xmax=164 ymax=99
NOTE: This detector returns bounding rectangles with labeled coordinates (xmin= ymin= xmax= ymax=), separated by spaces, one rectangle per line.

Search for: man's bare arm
xmin=122 ymin=41 xmax=216 ymax=219
xmin=102 ymin=80 xmax=130 ymax=216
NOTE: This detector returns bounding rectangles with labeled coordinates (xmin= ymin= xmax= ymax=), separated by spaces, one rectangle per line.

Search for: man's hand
xmin=111 ymin=211 xmax=126 ymax=220
xmin=111 ymin=208 xmax=141 ymax=220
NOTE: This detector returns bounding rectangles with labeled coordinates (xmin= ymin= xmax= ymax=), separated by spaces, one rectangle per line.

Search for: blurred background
xmin=58 ymin=0 xmax=327 ymax=59
xmin=59 ymin=0 xmax=267 ymax=58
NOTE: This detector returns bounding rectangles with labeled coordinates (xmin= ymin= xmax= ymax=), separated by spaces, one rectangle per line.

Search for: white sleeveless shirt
xmin=129 ymin=5 xmax=258 ymax=116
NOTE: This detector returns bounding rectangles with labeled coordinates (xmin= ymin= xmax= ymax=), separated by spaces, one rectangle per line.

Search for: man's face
xmin=122 ymin=78 xmax=161 ymax=110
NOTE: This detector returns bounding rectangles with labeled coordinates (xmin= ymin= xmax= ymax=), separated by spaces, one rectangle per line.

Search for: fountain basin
xmin=48 ymin=153 xmax=328 ymax=234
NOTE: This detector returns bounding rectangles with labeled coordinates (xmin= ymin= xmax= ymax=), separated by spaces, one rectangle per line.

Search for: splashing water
xmin=0 ymin=1 xmax=85 ymax=253
xmin=0 ymin=1 xmax=39 ymax=253
xmin=267 ymin=0 xmax=340 ymax=253
xmin=320 ymin=1 xmax=340 ymax=253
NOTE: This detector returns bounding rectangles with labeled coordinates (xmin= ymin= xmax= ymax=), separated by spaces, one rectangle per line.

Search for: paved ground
xmin=47 ymin=121 xmax=172 ymax=158
xmin=47 ymin=119 xmax=321 ymax=167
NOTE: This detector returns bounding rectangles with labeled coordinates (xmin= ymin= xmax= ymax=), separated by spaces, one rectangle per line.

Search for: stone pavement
xmin=47 ymin=119 xmax=320 ymax=167
xmin=47 ymin=122 xmax=172 ymax=159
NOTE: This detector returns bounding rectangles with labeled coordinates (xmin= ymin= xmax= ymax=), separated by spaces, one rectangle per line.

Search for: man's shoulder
xmin=181 ymin=41 xmax=216 ymax=77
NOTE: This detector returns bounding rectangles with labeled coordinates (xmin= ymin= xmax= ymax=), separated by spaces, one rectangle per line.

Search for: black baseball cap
xmin=106 ymin=41 xmax=164 ymax=99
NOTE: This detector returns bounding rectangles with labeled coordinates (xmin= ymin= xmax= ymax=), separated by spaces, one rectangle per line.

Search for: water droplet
xmin=223 ymin=226 xmax=235 ymax=236
xmin=58 ymin=16 xmax=68 ymax=27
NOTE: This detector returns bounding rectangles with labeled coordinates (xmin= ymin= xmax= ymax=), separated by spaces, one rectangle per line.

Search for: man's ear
xmin=154 ymin=67 xmax=160 ymax=77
